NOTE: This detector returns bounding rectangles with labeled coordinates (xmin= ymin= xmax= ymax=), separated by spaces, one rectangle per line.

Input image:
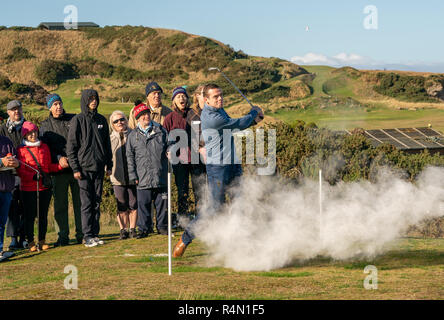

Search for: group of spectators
xmin=0 ymin=81 xmax=263 ymax=262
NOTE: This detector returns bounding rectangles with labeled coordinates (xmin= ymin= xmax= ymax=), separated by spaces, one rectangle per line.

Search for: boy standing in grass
xmin=67 ymin=90 xmax=113 ymax=248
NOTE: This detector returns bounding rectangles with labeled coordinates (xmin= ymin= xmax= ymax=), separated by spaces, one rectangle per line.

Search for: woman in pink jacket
xmin=16 ymin=121 xmax=65 ymax=252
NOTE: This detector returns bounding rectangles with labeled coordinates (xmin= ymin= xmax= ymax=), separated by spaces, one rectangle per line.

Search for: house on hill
xmin=38 ymin=22 xmax=99 ymax=30
xmin=344 ymin=127 xmax=444 ymax=155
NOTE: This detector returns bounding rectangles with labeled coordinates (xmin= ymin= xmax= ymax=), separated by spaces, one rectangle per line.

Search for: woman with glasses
xmin=109 ymin=111 xmax=138 ymax=239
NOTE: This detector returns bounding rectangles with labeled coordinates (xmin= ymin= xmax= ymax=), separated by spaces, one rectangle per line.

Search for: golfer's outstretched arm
xmin=209 ymin=108 xmax=259 ymax=131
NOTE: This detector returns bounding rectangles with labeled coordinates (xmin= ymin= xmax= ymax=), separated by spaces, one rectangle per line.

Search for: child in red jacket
xmin=16 ymin=121 xmax=65 ymax=251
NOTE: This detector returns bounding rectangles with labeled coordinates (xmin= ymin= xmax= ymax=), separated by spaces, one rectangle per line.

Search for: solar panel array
xmin=345 ymin=127 xmax=444 ymax=152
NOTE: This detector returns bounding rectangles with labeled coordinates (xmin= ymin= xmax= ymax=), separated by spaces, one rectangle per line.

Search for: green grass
xmin=1 ymin=225 xmax=443 ymax=300
xmin=52 ymin=79 xmax=134 ymax=117
xmin=255 ymin=272 xmax=314 ymax=278
xmin=272 ymin=105 xmax=444 ymax=132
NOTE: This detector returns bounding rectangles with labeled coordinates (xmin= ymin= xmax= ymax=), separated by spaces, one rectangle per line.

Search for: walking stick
xmin=167 ymin=160 xmax=172 ymax=276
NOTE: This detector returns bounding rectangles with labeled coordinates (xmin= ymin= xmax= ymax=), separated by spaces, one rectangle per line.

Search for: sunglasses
xmin=113 ymin=117 xmax=126 ymax=124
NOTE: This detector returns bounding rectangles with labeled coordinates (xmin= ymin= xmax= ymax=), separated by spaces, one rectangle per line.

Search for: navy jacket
xmin=0 ymin=135 xmax=16 ymax=193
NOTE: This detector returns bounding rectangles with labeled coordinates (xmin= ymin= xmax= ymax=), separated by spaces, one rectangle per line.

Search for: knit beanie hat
xmin=134 ymin=103 xmax=150 ymax=120
xmin=171 ymin=86 xmax=189 ymax=101
xmin=145 ymin=82 xmax=163 ymax=97
xmin=46 ymin=94 xmax=62 ymax=109
xmin=21 ymin=121 xmax=39 ymax=137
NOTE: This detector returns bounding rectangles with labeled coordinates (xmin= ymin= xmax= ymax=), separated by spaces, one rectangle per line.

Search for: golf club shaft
xmin=167 ymin=161 xmax=172 ymax=276
xmin=18 ymin=160 xmax=41 ymax=251
xmin=218 ymin=71 xmax=254 ymax=108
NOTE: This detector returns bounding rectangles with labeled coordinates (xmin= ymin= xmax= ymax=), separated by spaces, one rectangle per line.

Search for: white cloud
xmin=290 ymin=52 xmax=444 ymax=73
xmin=291 ymin=52 xmax=373 ymax=67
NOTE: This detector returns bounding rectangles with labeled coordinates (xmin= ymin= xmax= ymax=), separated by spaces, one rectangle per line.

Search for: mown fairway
xmin=1 ymin=226 xmax=443 ymax=300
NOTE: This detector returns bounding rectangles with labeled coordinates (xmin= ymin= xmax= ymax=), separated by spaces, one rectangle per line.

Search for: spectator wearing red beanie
xmin=16 ymin=121 xmax=66 ymax=252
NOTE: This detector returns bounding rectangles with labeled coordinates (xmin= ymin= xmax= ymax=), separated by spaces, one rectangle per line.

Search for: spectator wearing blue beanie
xmin=40 ymin=93 xmax=84 ymax=246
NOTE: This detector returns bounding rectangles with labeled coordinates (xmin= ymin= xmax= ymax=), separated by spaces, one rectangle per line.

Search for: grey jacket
xmin=126 ymin=121 xmax=169 ymax=190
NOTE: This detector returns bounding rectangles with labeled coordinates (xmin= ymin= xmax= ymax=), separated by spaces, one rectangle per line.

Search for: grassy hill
xmin=1 ymin=26 xmax=444 ymax=131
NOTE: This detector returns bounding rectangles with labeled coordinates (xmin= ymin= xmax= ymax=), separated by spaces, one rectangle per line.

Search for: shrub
xmin=253 ymin=86 xmax=291 ymax=102
xmin=82 ymin=25 xmax=157 ymax=47
xmin=165 ymin=33 xmax=187 ymax=47
xmin=8 ymin=26 xmax=35 ymax=31
xmin=8 ymin=83 xmax=29 ymax=94
xmin=374 ymin=72 xmax=437 ymax=102
xmin=119 ymin=90 xmax=145 ymax=103
xmin=113 ymin=65 xmax=140 ymax=82
xmin=0 ymin=74 xmax=11 ymax=90
xmin=267 ymin=122 xmax=444 ymax=183
xmin=5 ymin=47 xmax=35 ymax=63
xmin=35 ymin=59 xmax=79 ymax=85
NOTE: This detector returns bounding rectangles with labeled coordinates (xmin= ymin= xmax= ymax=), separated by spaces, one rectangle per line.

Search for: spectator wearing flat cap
xmin=0 ymin=136 xmax=19 ymax=262
xmin=0 ymin=100 xmax=26 ymax=250
xmin=126 ymin=103 xmax=170 ymax=238
xmin=40 ymin=94 xmax=83 ymax=246
xmin=128 ymin=82 xmax=172 ymax=129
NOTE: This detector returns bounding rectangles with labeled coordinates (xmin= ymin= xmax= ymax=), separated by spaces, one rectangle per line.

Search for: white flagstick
xmin=168 ymin=161 xmax=172 ymax=276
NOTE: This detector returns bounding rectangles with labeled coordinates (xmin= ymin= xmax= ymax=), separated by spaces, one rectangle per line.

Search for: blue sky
xmin=2 ymin=0 xmax=444 ymax=71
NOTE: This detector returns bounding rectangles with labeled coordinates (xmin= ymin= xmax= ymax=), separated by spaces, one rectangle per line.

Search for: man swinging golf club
xmin=172 ymin=83 xmax=264 ymax=257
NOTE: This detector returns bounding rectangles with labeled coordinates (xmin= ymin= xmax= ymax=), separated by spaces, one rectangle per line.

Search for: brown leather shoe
xmin=29 ymin=241 xmax=37 ymax=252
xmin=172 ymin=238 xmax=187 ymax=258
xmin=39 ymin=240 xmax=50 ymax=251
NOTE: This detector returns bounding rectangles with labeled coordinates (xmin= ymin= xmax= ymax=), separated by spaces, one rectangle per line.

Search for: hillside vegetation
xmin=1 ymin=26 xmax=444 ymax=132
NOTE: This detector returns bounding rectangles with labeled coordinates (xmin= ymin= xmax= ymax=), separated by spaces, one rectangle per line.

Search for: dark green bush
xmin=119 ymin=90 xmax=145 ymax=103
xmin=0 ymin=74 xmax=11 ymax=90
xmin=253 ymin=86 xmax=290 ymax=102
xmin=5 ymin=46 xmax=35 ymax=63
xmin=35 ymin=59 xmax=79 ymax=85
xmin=8 ymin=83 xmax=29 ymax=94
xmin=82 ymin=25 xmax=157 ymax=47
xmin=267 ymin=122 xmax=444 ymax=183
xmin=8 ymin=26 xmax=35 ymax=31
xmin=374 ymin=72 xmax=437 ymax=102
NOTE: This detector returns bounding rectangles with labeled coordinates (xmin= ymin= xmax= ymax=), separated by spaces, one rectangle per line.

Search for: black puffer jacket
xmin=40 ymin=111 xmax=75 ymax=173
xmin=66 ymin=90 xmax=113 ymax=173
xmin=126 ymin=122 xmax=169 ymax=190
xmin=0 ymin=120 xmax=25 ymax=148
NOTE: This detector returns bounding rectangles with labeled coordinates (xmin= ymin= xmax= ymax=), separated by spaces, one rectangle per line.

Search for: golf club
xmin=18 ymin=159 xmax=40 ymax=252
xmin=208 ymin=67 xmax=264 ymax=121
xmin=208 ymin=67 xmax=254 ymax=107
xmin=167 ymin=160 xmax=172 ymax=276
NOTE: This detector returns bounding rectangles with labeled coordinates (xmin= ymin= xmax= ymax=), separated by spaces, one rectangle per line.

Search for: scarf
xmin=137 ymin=122 xmax=153 ymax=136
xmin=119 ymin=132 xmax=129 ymax=185
xmin=6 ymin=117 xmax=25 ymax=134
xmin=23 ymin=140 xmax=41 ymax=147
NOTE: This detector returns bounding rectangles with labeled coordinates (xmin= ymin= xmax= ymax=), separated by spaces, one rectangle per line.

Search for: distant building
xmin=38 ymin=22 xmax=99 ymax=30
xmin=344 ymin=127 xmax=444 ymax=155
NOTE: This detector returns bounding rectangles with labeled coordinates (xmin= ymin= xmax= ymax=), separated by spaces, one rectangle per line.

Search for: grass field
xmin=272 ymin=105 xmax=444 ymax=132
xmin=1 ymin=226 xmax=443 ymax=300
